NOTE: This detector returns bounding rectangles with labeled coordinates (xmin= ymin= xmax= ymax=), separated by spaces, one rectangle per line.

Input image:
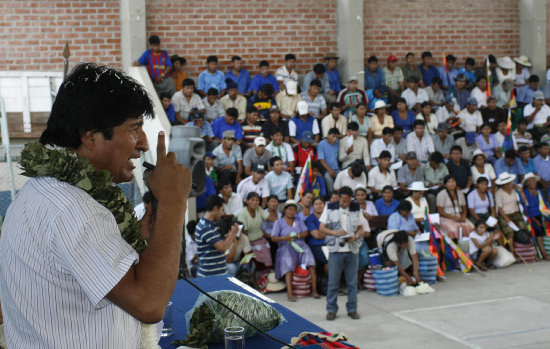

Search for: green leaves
xmin=19 ymin=141 xmax=148 ymax=253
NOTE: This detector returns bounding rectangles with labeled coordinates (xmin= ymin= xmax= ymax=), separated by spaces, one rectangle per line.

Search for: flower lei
xmin=19 ymin=141 xmax=147 ymax=253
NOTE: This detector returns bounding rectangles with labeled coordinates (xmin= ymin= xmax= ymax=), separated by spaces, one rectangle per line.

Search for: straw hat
xmin=495 ymin=172 xmax=516 ymax=185
xmin=513 ymin=55 xmax=531 ymax=67
xmin=408 ymin=181 xmax=428 ymax=191
xmin=265 ymin=271 xmax=286 ymax=292
xmin=497 ymin=56 xmax=515 ymax=70
xmin=521 ymin=172 xmax=539 ymax=186
xmin=278 ymin=199 xmax=303 ymax=213
xmin=374 ymin=100 xmax=387 ymax=110
xmin=471 ymin=149 xmax=487 ymax=161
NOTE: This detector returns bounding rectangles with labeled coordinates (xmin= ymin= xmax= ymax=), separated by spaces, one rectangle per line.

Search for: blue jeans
xmin=326 ymin=252 xmax=358 ymax=314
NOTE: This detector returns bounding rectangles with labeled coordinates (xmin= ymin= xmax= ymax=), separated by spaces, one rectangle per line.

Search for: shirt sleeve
xmin=235 ymin=123 xmax=243 ymax=140
xmin=50 ymin=207 xmax=138 ymax=307
xmin=312 ymin=118 xmax=320 ymax=135
xmin=286 ymin=144 xmax=295 ymax=162
xmin=319 ymin=206 xmax=328 ymax=224
xmin=387 ymin=213 xmax=400 ymax=230
xmin=137 ymin=51 xmax=148 ymax=66
xmin=288 ymin=120 xmax=297 ymax=137
xmin=286 ymin=173 xmax=294 ymax=189
xmin=271 ymin=219 xmax=282 ymax=237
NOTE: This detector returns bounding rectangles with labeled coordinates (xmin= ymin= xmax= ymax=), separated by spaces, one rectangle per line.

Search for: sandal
xmin=312 ymin=292 xmax=321 ymax=299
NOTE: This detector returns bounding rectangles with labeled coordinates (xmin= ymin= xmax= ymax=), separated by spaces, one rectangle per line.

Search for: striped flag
xmin=486 ymin=56 xmax=492 ymax=97
xmin=294 ymin=154 xmax=313 ymax=201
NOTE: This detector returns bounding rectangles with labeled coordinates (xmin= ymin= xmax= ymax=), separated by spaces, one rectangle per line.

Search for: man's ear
xmin=79 ymin=130 xmax=98 ymax=151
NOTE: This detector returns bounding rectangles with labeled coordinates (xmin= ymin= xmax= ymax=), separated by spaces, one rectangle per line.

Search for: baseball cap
xmin=254 ymin=136 xmax=266 ymax=147
xmin=406 ymin=151 xmax=417 ymax=160
xmin=297 ymin=101 xmax=309 ymax=115
xmin=286 ymin=80 xmax=297 ymax=95
xmin=270 ymin=105 xmax=280 ymax=112
xmin=534 ymin=91 xmax=545 ymax=100
xmin=436 ymin=122 xmax=449 ymax=132
xmin=387 ymin=55 xmax=398 ymax=63
xmin=348 ymin=76 xmax=358 ymax=82
xmin=222 ymin=130 xmax=236 ymax=139
xmin=301 ymin=130 xmax=314 ymax=143
xmin=253 ymin=164 xmax=266 ymax=173
xmin=205 ymin=151 xmax=216 ymax=159
xmin=467 ymin=97 xmax=478 ymax=106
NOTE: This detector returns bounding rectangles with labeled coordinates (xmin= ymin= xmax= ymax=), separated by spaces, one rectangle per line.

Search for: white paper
xmin=414 ymin=232 xmax=430 ymax=242
xmin=390 ymin=160 xmax=403 ymax=170
xmin=430 ymin=185 xmax=439 ymax=190
xmin=428 ymin=213 xmax=440 ymax=224
xmin=485 ymin=216 xmax=498 ymax=228
xmin=347 ymin=136 xmax=354 ymax=148
xmin=508 ymin=221 xmax=520 ymax=232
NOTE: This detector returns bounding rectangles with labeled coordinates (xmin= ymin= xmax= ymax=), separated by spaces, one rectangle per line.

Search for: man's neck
xmin=380 ymin=166 xmax=388 ymax=173
xmin=208 ymin=69 xmax=216 ymax=74
xmin=222 ymin=192 xmax=231 ymax=200
xmin=223 ymin=145 xmax=232 ymax=152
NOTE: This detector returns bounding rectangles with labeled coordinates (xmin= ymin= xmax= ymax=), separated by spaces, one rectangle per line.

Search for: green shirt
xmin=422 ymin=162 xmax=449 ymax=187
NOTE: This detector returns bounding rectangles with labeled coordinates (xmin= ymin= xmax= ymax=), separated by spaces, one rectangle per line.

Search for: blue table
xmin=159 ymin=275 xmax=324 ymax=348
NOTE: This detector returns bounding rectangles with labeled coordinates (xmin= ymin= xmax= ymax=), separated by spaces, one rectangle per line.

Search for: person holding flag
xmin=439 ymin=54 xmax=458 ymax=92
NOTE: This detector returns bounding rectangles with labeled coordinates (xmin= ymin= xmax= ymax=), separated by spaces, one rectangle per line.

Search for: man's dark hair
xmin=259 ymin=83 xmax=274 ymax=97
xmin=465 ymin=57 xmax=475 ymax=66
xmin=476 ymin=76 xmax=487 ymax=83
xmin=382 ymin=127 xmax=394 ymax=135
xmin=259 ymin=60 xmax=270 ymax=68
xmin=271 ymin=127 xmax=284 ymax=136
xmin=351 ymin=163 xmax=363 ymax=178
xmin=432 ymin=77 xmax=442 ymax=86
xmin=446 ymin=54 xmax=456 ymax=62
xmin=518 ymin=145 xmax=530 ymax=153
xmin=450 ymin=145 xmax=462 ymax=154
xmin=421 ymin=51 xmax=432 ymax=59
xmin=338 ymin=186 xmax=353 ymax=197
xmin=393 ymin=230 xmax=409 ymax=244
xmin=505 ymin=149 xmax=516 ymax=159
xmin=231 ymin=55 xmax=242 ymax=62
xmin=517 ymin=118 xmax=528 ymax=126
xmin=182 ymin=78 xmax=195 ymax=88
xmin=379 ymin=150 xmax=391 ymax=159
xmin=488 ymin=54 xmax=497 ymax=64
xmin=413 ymin=119 xmax=425 ymax=128
xmin=40 ymin=63 xmax=154 ymax=148
xmin=218 ymin=179 xmax=232 ymax=190
xmin=206 ymin=55 xmax=218 ymax=64
xmin=226 ymin=107 xmax=238 ymax=118
xmin=329 ymin=102 xmax=341 ymax=111
xmin=398 ymin=200 xmax=412 ymax=212
xmin=529 ymin=75 xmax=540 ymax=83
xmin=420 ymin=101 xmax=431 ymax=109
xmin=430 ymin=151 xmax=444 ymax=164
xmin=246 ymin=105 xmax=258 ymax=114
xmin=477 ymin=176 xmax=489 ymax=185
xmin=285 ymin=53 xmax=296 ymax=61
xmin=148 ymin=35 xmax=160 ymax=45
xmin=310 ymin=79 xmax=322 ymax=88
xmin=205 ymin=194 xmax=225 ymax=212
xmin=382 ymin=185 xmax=394 ymax=193
xmin=368 ymin=55 xmax=378 ymax=63
xmin=405 ymin=52 xmax=414 ymax=59
xmin=348 ymin=121 xmax=359 ymax=131
xmin=159 ymin=93 xmax=171 ymax=101
xmin=393 ymin=125 xmax=403 ymax=133
xmin=327 ymin=127 xmax=340 ymax=136
xmin=313 ymin=63 xmax=325 ymax=74
xmin=207 ymin=88 xmax=219 ymax=96
xmin=270 ymin=156 xmax=282 ymax=167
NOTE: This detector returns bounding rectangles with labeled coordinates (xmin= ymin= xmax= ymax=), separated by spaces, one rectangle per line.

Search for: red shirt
xmin=294 ymin=144 xmax=317 ymax=167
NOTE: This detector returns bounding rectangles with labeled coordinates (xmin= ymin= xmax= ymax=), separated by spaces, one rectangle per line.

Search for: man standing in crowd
xmin=225 ymin=55 xmax=251 ymax=96
xmin=134 ymin=35 xmax=175 ymax=97
xmin=325 ymin=52 xmax=342 ymax=103
xmin=198 ymin=55 xmax=226 ymax=97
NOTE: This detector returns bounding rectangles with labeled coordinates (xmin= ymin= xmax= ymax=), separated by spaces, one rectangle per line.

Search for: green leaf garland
xmin=19 ymin=141 xmax=147 ymax=253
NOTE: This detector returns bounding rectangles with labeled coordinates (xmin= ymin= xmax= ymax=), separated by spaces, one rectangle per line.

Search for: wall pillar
xmin=519 ymin=0 xmax=547 ymax=84
xmin=120 ymin=0 xmax=147 ymax=73
xmin=336 ymin=0 xmax=365 ymax=88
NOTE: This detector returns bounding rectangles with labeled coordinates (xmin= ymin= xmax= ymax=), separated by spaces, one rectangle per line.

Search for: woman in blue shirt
xmin=522 ymin=173 xmax=550 ymax=260
xmin=305 ymin=197 xmax=328 ymax=272
xmin=390 ymin=98 xmax=415 ymax=135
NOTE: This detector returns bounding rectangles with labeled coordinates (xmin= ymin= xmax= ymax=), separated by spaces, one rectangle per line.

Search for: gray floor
xmin=268 ymin=261 xmax=550 ymax=348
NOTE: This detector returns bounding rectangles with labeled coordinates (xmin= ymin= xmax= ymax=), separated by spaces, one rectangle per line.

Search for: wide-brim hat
xmin=278 ymin=199 xmax=303 ymax=213
xmin=497 ymin=56 xmax=515 ymax=70
xmin=266 ymin=271 xmax=286 ymax=292
xmin=325 ymin=52 xmax=340 ymax=60
xmin=471 ymin=149 xmax=487 ymax=161
xmin=495 ymin=172 xmax=516 ymax=185
xmin=374 ymin=100 xmax=387 ymax=110
xmin=521 ymin=172 xmax=539 ymax=186
xmin=513 ymin=55 xmax=531 ymax=67
xmin=408 ymin=181 xmax=428 ymax=191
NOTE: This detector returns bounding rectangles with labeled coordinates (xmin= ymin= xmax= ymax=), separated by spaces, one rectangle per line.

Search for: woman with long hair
xmin=237 ymin=192 xmax=272 ymax=270
xmin=436 ymin=175 xmax=475 ymax=239
xmin=305 ymin=197 xmax=329 ymax=275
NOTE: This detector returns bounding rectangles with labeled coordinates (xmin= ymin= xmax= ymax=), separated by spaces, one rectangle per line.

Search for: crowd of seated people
xmin=135 ymin=35 xmax=550 ymax=320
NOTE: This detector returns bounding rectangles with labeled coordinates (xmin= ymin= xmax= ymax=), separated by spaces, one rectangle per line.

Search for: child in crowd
xmin=203 ymin=88 xmax=225 ymax=122
xmin=469 ymin=222 xmax=498 ymax=271
xmin=160 ymin=93 xmax=183 ymax=125
xmin=205 ymin=152 xmax=218 ymax=185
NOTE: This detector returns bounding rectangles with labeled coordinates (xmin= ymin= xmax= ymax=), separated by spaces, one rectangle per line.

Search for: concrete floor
xmin=269 ymin=261 xmax=550 ymax=349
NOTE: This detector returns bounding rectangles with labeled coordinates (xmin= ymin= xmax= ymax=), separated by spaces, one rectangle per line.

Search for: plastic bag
xmin=175 ymin=290 xmax=285 ymax=347
xmin=491 ymin=246 xmax=515 ymax=268
xmin=358 ymin=241 xmax=370 ymax=269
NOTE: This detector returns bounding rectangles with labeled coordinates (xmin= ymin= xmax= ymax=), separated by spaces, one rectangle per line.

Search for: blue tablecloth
xmin=159 ymin=275 xmax=324 ymax=349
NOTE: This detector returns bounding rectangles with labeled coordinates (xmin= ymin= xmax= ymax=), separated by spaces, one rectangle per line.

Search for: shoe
xmin=326 ymin=312 xmax=336 ymax=321
xmin=348 ymin=312 xmax=360 ymax=320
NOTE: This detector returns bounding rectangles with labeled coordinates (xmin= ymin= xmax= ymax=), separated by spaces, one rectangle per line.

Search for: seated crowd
xmin=136 ymin=35 xmax=550 ymax=317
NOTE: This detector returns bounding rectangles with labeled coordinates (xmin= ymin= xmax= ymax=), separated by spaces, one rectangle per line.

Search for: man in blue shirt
xmin=518 ymin=146 xmax=537 ymax=175
xmin=195 ymin=195 xmax=239 ymax=277
xmin=419 ymin=51 xmax=440 ymax=86
xmin=211 ymin=108 xmax=243 ymax=143
xmin=134 ymin=35 xmax=174 ymax=97
xmin=387 ymin=201 xmax=419 ymax=234
xmin=249 ymin=60 xmax=278 ymax=95
xmin=438 ymin=54 xmax=458 ymax=91
xmin=325 ymin=52 xmax=342 ymax=103
xmin=517 ymin=75 xmax=541 ymax=106
xmin=365 ymin=56 xmax=386 ymax=91
xmin=225 ymin=56 xmax=251 ymax=96
xmin=198 ymin=55 xmax=226 ymax=97
xmin=317 ymin=127 xmax=340 ymax=194
xmin=374 ymin=186 xmax=400 ymax=215
xmin=534 ymin=142 xmax=550 ymax=188
xmin=494 ymin=150 xmax=525 ymax=183
xmin=457 ymin=57 xmax=477 ymax=90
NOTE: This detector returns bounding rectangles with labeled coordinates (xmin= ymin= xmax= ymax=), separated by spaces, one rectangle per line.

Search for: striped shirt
xmin=241 ymin=121 xmax=263 ymax=146
xmin=195 ymin=218 xmax=227 ymax=277
xmin=0 ymin=177 xmax=140 ymax=348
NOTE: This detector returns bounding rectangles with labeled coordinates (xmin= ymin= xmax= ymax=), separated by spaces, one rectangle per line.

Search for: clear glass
xmin=160 ymin=301 xmax=174 ymax=337
xmin=224 ymin=326 xmax=245 ymax=349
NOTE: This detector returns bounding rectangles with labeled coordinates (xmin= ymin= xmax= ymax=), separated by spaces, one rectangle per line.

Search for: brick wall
xmin=0 ymin=0 xmax=121 ymax=71
xmin=145 ymin=0 xmax=337 ymax=78
xmin=364 ymin=0 xmax=520 ymax=69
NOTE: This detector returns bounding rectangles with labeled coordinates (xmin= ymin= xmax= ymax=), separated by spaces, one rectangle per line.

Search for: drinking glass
xmin=160 ymin=301 xmax=174 ymax=337
xmin=224 ymin=326 xmax=245 ymax=349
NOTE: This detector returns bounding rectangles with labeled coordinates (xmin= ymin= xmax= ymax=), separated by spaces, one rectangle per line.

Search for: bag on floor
xmin=491 ymin=246 xmax=515 ymax=268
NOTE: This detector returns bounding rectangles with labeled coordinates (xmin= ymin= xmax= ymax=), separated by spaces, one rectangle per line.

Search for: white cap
xmin=297 ymin=101 xmax=309 ymax=115
xmin=374 ymin=100 xmax=387 ymax=109
xmin=286 ymin=80 xmax=297 ymax=95
xmin=254 ymin=137 xmax=266 ymax=147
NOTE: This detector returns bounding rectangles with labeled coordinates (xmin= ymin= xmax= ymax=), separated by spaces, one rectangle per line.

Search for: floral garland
xmin=19 ymin=141 xmax=148 ymax=253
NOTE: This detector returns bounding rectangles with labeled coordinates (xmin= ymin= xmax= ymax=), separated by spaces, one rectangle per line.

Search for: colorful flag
xmin=537 ymin=191 xmax=550 ymax=237
xmin=501 ymin=107 xmax=514 ymax=153
xmin=425 ymin=208 xmax=445 ymax=277
xmin=517 ymin=190 xmax=536 ymax=237
xmin=509 ymin=88 xmax=516 ymax=109
xmin=294 ymin=154 xmax=313 ymax=201
xmin=441 ymin=233 xmax=473 ymax=273
xmin=486 ymin=56 xmax=492 ymax=97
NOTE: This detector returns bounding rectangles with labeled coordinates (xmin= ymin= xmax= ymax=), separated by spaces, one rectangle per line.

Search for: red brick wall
xmin=145 ymin=0 xmax=337 ymax=78
xmin=0 ymin=0 xmax=121 ymax=71
xmin=364 ymin=0 xmax=520 ymax=69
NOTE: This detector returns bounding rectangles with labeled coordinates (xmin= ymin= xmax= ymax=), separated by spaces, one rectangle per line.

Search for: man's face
xmin=150 ymin=43 xmax=161 ymax=53
xmin=205 ymin=156 xmax=214 ymax=168
xmin=207 ymin=95 xmax=217 ymax=105
xmin=215 ymin=204 xmax=226 ymax=220
xmin=309 ymin=85 xmax=321 ymax=96
xmin=253 ymin=171 xmax=265 ymax=183
xmin=327 ymin=133 xmax=338 ymax=144
xmin=207 ymin=61 xmax=217 ymax=72
xmin=447 ymin=60 xmax=455 ymax=69
xmin=422 ymin=56 xmax=433 ymax=66
xmin=505 ymin=157 xmax=515 ymax=166
xmin=533 ymin=99 xmax=543 ymax=108
xmin=520 ymin=149 xmax=530 ymax=161
xmin=269 ymin=110 xmax=280 ymax=122
xmin=497 ymin=122 xmax=506 ymax=134
xmin=369 ymin=61 xmax=378 ymax=72
xmin=421 ymin=104 xmax=432 ymax=115
xmin=406 ymin=55 xmax=415 ymax=65
xmin=388 ymin=61 xmax=397 ymax=69
xmin=223 ymin=137 xmax=235 ymax=148
xmin=255 ymin=144 xmax=265 ymax=156
xmin=529 ymin=81 xmax=539 ymax=90
xmin=378 ymin=157 xmax=390 ymax=169
xmin=407 ymin=158 xmax=418 ymax=169
xmin=414 ymin=125 xmax=425 ymax=137
xmin=518 ymin=123 xmax=527 ymax=132
xmin=339 ymin=194 xmax=351 ymax=209
xmin=350 ymin=129 xmax=358 ymax=139
xmin=225 ymin=115 xmax=236 ymax=125
xmin=273 ymin=160 xmax=284 ymax=173
xmin=272 ymin=132 xmax=283 ymax=145
xmin=86 ymin=117 xmax=148 ymax=183
xmin=221 ymin=184 xmax=233 ymax=197
xmin=431 ymin=83 xmax=440 ymax=92
xmin=382 ymin=189 xmax=393 ymax=201
xmin=228 ymin=87 xmax=238 ymax=99
xmin=182 ymin=85 xmax=194 ymax=97
xmin=478 ymin=79 xmax=487 ymax=90
xmin=487 ymin=98 xmax=497 ymax=110
xmin=407 ymin=81 xmax=418 ymax=90
xmin=194 ymin=119 xmax=204 ymax=128
xmin=331 ymin=107 xmax=341 ymax=119
xmin=247 ymin=112 xmax=258 ymax=124
xmin=394 ymin=131 xmax=403 ymax=142
xmin=541 ymin=145 xmax=550 ymax=157
xmin=173 ymin=60 xmax=181 ymax=70
xmin=260 ymin=66 xmax=269 ymax=76
xmin=315 ymin=72 xmax=323 ymax=79
xmin=348 ymin=81 xmax=358 ymax=91
xmin=446 ymin=101 xmax=455 ymax=111
xmin=450 ymin=150 xmax=462 ymax=162
xmin=456 ymin=80 xmax=466 ymax=89
xmin=161 ymin=97 xmax=171 ymax=109
xmin=326 ymin=58 xmax=337 ymax=70
xmin=286 ymin=59 xmax=296 ymax=70
xmin=466 ymin=104 xmax=477 ymax=113
xmin=232 ymin=60 xmax=242 ymax=71
xmin=383 ymin=132 xmax=393 ymax=144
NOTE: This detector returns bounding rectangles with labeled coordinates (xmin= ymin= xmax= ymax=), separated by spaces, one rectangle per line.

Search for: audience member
xmin=237 ymin=164 xmax=270 ymax=207
xmin=419 ymin=51 xmax=440 ymax=86
xmin=402 ymin=52 xmax=424 ymax=86
xmin=218 ymin=181 xmax=244 ymax=217
xmin=324 ymin=52 xmax=342 ymax=103
xmin=249 ymin=60 xmax=278 ymax=94
xmin=384 ymin=55 xmax=405 ymax=105
xmin=198 ymin=55 xmax=226 ymax=97
xmin=262 ymin=106 xmax=290 ymax=143
xmin=334 ymin=163 xmax=367 ymax=191
xmin=397 ymin=152 xmax=424 ymax=197
xmin=241 ymin=106 xmax=262 ymax=149
xmin=437 ymin=175 xmax=475 ymax=239
xmin=293 ymin=131 xmax=317 ymax=168
xmin=169 ymin=54 xmax=187 ymax=92
xmin=213 ymin=131 xmax=243 ymax=184
xmin=494 ymin=150 xmax=525 ymax=184
xmin=276 ymin=80 xmax=301 ymax=119
xmin=203 ymin=88 xmax=225 ymax=122
xmin=134 ymin=35 xmax=174 ymax=96
xmin=470 ymin=150 xmax=497 ymax=190
xmin=212 ymin=108 xmax=243 ymax=143
xmin=266 ymin=129 xmax=295 ymax=173
xmin=370 ymin=101 xmax=394 ymax=142
xmin=243 ymin=137 xmax=272 ymax=176
xmin=248 ymin=84 xmax=277 ymax=121
xmin=391 ymin=97 xmax=416 ymax=134
xmin=350 ymin=103 xmax=371 ymax=138
xmin=476 ymin=123 xmax=501 ymax=163
xmin=337 ymin=76 xmax=368 ymax=116
xmin=171 ymin=78 xmax=206 ymax=121
xmin=455 ymin=132 xmax=480 ymax=162
xmin=470 ymin=77 xmax=489 ymax=108
xmin=368 ymin=152 xmax=397 ymax=195
xmin=391 ymin=126 xmax=408 ymax=162
xmin=401 ymin=76 xmax=428 ymax=113
xmin=318 ymin=128 xmax=341 ymax=194
xmin=416 ymin=102 xmax=438 ymax=134
xmin=370 ymin=127 xmax=396 ymax=166
xmin=339 ymin=122 xmax=370 ymax=169
xmin=446 ymin=146 xmax=473 ymax=191
xmin=406 ymin=120 xmax=434 ymax=164
xmin=300 ymin=79 xmax=328 ymax=120
xmin=221 ymin=79 xmax=247 ymax=121
xmin=225 ymin=55 xmax=251 ymax=96
xmin=302 ymin=63 xmax=331 ymax=96
xmin=459 ymin=97 xmax=483 ymax=133
xmin=275 ymin=54 xmax=298 ymax=85
xmin=265 ymin=156 xmax=294 ymax=201
xmin=365 ymin=55 xmax=386 ymax=90
xmin=322 ymin=103 xmax=349 ymax=139
xmin=467 ymin=177 xmax=497 ymax=225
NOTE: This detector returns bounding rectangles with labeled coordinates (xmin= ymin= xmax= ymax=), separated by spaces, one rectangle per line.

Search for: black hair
xmin=285 ymin=53 xmax=296 ymax=61
xmin=476 ymin=177 xmax=489 ymax=185
xmin=446 ymin=54 xmax=456 ymax=62
xmin=382 ymin=127 xmax=394 ymax=135
xmin=259 ymin=83 xmax=274 ymax=97
xmin=270 ymin=156 xmax=282 ymax=167
xmin=481 ymin=123 xmax=491 ymax=130
xmin=186 ymin=220 xmax=197 ymax=237
xmin=148 ymin=35 xmax=160 ymax=45
xmin=450 ymin=145 xmax=462 ymax=154
xmin=517 ymin=118 xmax=528 ymax=126
xmin=420 ymin=101 xmax=431 ymax=109
xmin=231 ymin=55 xmax=242 ymax=62
xmin=476 ymin=76 xmax=487 ymax=83
xmin=348 ymin=121 xmax=359 ymax=131
xmin=206 ymin=55 xmax=218 ymax=64
xmin=413 ymin=119 xmax=425 ymax=128
xmin=368 ymin=55 xmax=379 ymax=63
xmin=405 ymin=52 xmax=414 ymax=59
xmin=393 ymin=230 xmax=409 ymax=243
xmin=421 ymin=51 xmax=432 ymax=59
xmin=382 ymin=185 xmax=394 ymax=193
xmin=226 ymin=107 xmax=239 ymax=118
xmin=338 ymin=186 xmax=353 ymax=197
xmin=40 ymin=63 xmax=154 ymax=148
xmin=465 ymin=57 xmax=475 ymax=66
xmin=529 ymin=75 xmax=540 ymax=83
xmin=397 ymin=200 xmax=412 ymax=212
xmin=205 ymin=194 xmax=225 ymax=212
xmin=488 ymin=54 xmax=497 ymax=64
xmin=312 ymin=196 xmax=324 ymax=205
xmin=271 ymin=127 xmax=284 ymax=136
xmin=356 ymin=102 xmax=367 ymax=110
xmin=142 ymin=191 xmax=153 ymax=204
xmin=329 ymin=102 xmax=341 ymax=111
xmin=259 ymin=60 xmax=270 ymax=68
xmin=207 ymin=88 xmax=219 ymax=96
xmin=443 ymin=174 xmax=459 ymax=214
xmin=267 ymin=194 xmax=279 ymax=202
xmin=246 ymin=191 xmax=261 ymax=201
xmin=246 ymin=105 xmax=259 ymax=114
xmin=518 ymin=145 xmax=530 ymax=153
xmin=160 ymin=93 xmax=171 ymax=100
xmin=432 ymin=77 xmax=442 ymax=85
xmin=327 ymin=127 xmax=340 ymax=136
xmin=430 ymin=151 xmax=444 ymax=164
xmin=397 ymin=97 xmax=408 ymax=105
xmin=310 ymin=79 xmax=322 ymax=88
xmin=313 ymin=63 xmax=325 ymax=74
xmin=379 ymin=150 xmax=391 ymax=159
xmin=504 ymin=149 xmax=516 ymax=159
xmin=393 ymin=125 xmax=403 ymax=132
xmin=351 ymin=163 xmax=363 ymax=177
xmin=182 ymin=78 xmax=195 ymax=88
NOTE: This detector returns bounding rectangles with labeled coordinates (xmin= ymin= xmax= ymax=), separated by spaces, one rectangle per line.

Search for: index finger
xmin=157 ymin=131 xmax=166 ymax=159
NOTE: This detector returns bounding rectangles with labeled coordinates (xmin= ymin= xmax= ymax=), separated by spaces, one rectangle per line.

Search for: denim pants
xmin=326 ymin=252 xmax=358 ymax=314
